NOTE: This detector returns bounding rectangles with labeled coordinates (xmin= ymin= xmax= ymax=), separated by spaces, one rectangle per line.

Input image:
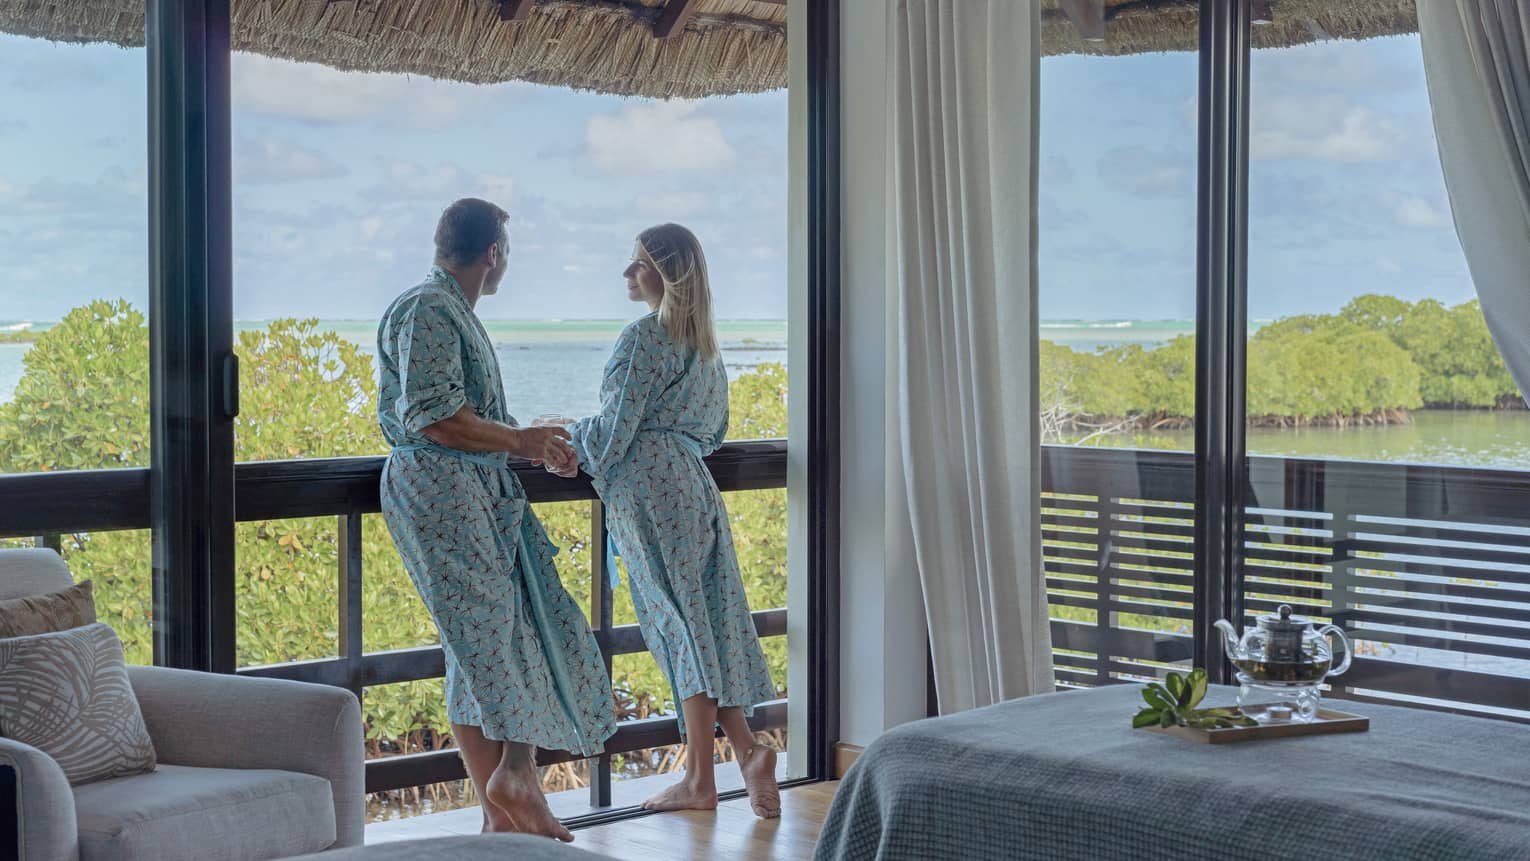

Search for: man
xmin=377 ymin=198 xmax=615 ymax=841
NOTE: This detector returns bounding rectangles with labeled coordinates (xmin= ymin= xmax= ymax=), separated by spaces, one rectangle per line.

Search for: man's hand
xmin=515 ymin=426 xmax=577 ymax=474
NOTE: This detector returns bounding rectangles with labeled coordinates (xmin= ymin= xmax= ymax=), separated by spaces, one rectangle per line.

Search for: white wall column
xmin=836 ymin=0 xmax=929 ymax=751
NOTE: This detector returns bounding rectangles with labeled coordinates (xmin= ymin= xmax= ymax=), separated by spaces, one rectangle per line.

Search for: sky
xmin=1039 ymin=31 xmax=1474 ymax=322
xmin=0 ymin=25 xmax=1475 ymax=324
xmin=0 ymin=34 xmax=787 ymax=322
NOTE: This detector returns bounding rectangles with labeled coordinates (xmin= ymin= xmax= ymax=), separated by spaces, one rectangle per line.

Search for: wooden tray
xmin=1150 ymin=704 xmax=1369 ymax=744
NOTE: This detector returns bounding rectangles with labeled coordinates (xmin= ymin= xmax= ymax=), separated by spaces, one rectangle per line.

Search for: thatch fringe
xmin=1040 ymin=0 xmax=1419 ymax=59
xmin=1 ymin=1 xmax=1421 ymax=99
xmin=0 ymin=0 xmax=787 ymax=100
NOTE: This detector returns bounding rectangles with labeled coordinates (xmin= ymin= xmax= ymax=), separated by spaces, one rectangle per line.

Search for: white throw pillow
xmin=0 ymin=622 xmax=157 ymax=785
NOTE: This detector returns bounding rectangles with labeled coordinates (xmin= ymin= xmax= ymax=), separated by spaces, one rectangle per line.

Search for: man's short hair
xmin=434 ymin=198 xmax=509 ymax=267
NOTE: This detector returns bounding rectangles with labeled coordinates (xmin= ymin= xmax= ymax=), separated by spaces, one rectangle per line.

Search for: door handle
xmin=221 ymin=353 xmax=240 ymax=419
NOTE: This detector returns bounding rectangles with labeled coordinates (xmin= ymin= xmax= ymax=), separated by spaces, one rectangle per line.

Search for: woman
xmin=560 ymin=223 xmax=780 ymax=818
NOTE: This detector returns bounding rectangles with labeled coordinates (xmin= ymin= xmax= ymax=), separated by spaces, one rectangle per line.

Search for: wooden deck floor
xmin=366 ymin=770 xmax=840 ymax=860
xmin=574 ymin=781 xmax=839 ymax=860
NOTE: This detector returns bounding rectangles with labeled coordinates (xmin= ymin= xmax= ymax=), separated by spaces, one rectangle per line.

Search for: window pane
xmin=0 ymin=27 xmax=153 ymax=665
xmin=1245 ymin=0 xmax=1530 ymax=720
xmin=0 ymin=32 xmax=148 ymax=474
xmin=1039 ymin=6 xmax=1200 ymax=688
xmin=228 ymin=57 xmax=787 ymax=458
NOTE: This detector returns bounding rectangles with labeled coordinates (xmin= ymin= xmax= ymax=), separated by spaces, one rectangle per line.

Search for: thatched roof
xmin=1 ymin=0 xmax=1421 ymax=100
xmin=0 ymin=0 xmax=788 ymax=100
xmin=1040 ymin=0 xmax=1419 ymax=59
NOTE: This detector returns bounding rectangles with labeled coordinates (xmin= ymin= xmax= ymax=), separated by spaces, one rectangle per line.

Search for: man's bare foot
xmin=740 ymin=746 xmax=781 ymax=819
xmin=641 ymin=774 xmax=719 ymax=812
xmin=485 ymin=765 xmax=574 ymax=842
xmin=480 ymin=805 xmax=516 ymax=834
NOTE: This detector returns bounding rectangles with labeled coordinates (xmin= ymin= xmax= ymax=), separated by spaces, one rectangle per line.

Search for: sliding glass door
xmin=1041 ymin=0 xmax=1528 ymax=719
xmin=1038 ymin=2 xmax=1202 ymax=687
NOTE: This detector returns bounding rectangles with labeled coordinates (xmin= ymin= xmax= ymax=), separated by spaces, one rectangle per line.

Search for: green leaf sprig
xmin=1133 ymin=668 xmax=1258 ymax=730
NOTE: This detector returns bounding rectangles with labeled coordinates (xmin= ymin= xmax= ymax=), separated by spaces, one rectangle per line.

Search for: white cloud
xmin=479 ymin=173 xmax=516 ymax=203
xmin=1252 ymin=95 xmax=1405 ymax=162
xmin=1376 ymin=257 xmax=1404 ymax=274
xmin=1394 ymin=196 xmax=1450 ymax=229
xmin=1097 ymin=146 xmax=1191 ymax=199
xmin=1042 ymin=155 xmax=1076 ymax=186
xmin=637 ymin=191 xmax=710 ymax=217
xmin=231 ymin=54 xmax=522 ymax=129
xmin=11 ymin=56 xmax=104 ymax=89
xmin=587 ymin=101 xmax=736 ymax=175
xmin=235 ymin=136 xmax=348 ymax=184
xmin=364 ymin=161 xmax=516 ymax=205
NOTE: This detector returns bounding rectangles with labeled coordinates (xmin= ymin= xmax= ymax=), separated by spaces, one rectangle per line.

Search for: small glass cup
xmin=530 ymin=414 xmax=578 ymax=476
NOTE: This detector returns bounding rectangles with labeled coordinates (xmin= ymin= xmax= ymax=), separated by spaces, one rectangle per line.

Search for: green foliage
xmin=1 ymin=306 xmax=788 ymax=753
xmin=1133 ymin=668 xmax=1256 ymax=730
xmin=1039 ymin=294 xmax=1517 ymax=435
xmin=1246 ymin=315 xmax=1422 ymax=421
xmin=0 ymin=300 xmax=150 ymax=472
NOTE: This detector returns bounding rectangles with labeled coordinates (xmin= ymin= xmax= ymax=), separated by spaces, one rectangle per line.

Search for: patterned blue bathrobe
xmin=569 ymin=313 xmax=776 ymax=733
xmin=377 ymin=266 xmax=616 ymax=754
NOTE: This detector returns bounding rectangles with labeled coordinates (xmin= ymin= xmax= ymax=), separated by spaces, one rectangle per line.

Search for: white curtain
xmin=1420 ymin=1 xmax=1530 ymax=400
xmin=886 ymin=0 xmax=1052 ymax=714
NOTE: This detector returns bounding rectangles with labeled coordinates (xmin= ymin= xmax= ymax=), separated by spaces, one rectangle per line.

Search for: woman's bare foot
xmin=485 ymin=765 xmax=574 ymax=842
xmin=740 ymin=746 xmax=781 ymax=819
xmin=641 ymin=774 xmax=719 ymax=812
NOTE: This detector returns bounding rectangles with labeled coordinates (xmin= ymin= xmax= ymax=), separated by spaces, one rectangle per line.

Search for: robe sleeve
xmin=391 ymin=296 xmax=467 ymax=433
xmin=570 ymin=319 xmax=668 ymax=479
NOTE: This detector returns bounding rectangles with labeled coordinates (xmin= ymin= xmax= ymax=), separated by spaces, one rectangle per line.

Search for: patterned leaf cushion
xmin=0 ymin=622 xmax=157 ymax=785
xmin=0 ymin=580 xmax=97 ymax=637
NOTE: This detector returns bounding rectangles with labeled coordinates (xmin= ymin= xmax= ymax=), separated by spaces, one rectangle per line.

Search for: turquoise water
xmin=1076 ymin=410 xmax=1530 ymax=471
xmin=6 ymin=318 xmax=1526 ymax=470
xmin=0 ymin=320 xmax=788 ymax=420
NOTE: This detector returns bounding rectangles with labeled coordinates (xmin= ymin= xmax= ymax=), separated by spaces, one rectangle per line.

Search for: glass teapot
xmin=1214 ymin=605 xmax=1352 ymax=686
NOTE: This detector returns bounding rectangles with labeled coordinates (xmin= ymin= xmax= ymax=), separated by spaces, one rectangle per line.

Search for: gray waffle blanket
xmin=815 ymin=684 xmax=1530 ymax=860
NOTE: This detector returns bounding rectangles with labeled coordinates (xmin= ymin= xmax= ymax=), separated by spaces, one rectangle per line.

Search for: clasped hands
xmin=523 ymin=418 xmax=580 ymax=479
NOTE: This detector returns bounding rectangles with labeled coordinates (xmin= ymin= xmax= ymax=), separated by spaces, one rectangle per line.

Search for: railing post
xmin=338 ymin=514 xmax=364 ymax=700
xmin=1095 ymin=493 xmax=1118 ymax=686
xmin=589 ymin=501 xmax=614 ymax=809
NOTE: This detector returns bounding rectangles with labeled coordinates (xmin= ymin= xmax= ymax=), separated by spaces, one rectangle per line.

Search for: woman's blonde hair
xmin=638 ymin=223 xmax=719 ymax=361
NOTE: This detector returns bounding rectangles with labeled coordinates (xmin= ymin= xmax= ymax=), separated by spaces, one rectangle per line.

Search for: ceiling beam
xmin=499 ymin=0 xmax=534 ymax=22
xmin=655 ymin=0 xmax=701 ymax=38
xmin=1060 ymin=0 xmax=1106 ymax=43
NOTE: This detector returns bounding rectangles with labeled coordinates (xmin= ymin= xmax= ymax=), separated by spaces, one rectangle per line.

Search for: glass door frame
xmin=142 ymin=0 xmax=844 ymax=782
xmin=1192 ymin=0 xmax=1253 ymax=684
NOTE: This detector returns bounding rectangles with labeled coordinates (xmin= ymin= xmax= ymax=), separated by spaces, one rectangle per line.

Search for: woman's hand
xmin=514 ymin=426 xmax=577 ymax=474
xmin=546 ymin=460 xmax=580 ymax=479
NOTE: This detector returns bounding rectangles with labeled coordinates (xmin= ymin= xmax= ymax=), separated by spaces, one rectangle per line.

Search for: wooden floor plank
xmin=365 ymin=778 xmax=841 ymax=859
xmin=573 ymin=781 xmax=840 ymax=861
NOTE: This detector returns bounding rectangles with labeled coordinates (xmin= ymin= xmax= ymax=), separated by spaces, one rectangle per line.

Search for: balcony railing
xmin=0 ymin=440 xmax=788 ymax=806
xmin=7 ymin=440 xmax=1528 ymax=804
xmin=1043 ymin=445 xmax=1530 ymax=721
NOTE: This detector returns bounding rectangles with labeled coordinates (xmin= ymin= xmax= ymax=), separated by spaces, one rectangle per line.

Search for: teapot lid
xmin=1256 ymin=604 xmax=1309 ymax=633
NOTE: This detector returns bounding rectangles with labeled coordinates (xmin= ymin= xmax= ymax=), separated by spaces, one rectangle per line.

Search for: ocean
xmin=0 ymin=318 xmax=1196 ymax=417
xmin=0 ymin=319 xmax=792 ymax=420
